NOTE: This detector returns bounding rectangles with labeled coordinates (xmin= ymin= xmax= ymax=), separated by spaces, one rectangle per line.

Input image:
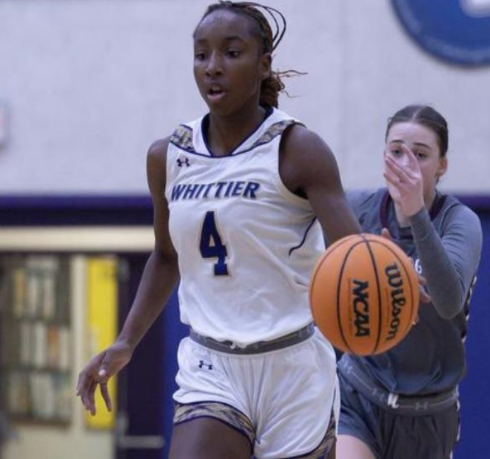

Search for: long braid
xmin=200 ymin=1 xmax=300 ymax=108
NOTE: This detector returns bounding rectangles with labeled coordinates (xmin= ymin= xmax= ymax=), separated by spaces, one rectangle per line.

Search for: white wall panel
xmin=0 ymin=0 xmax=489 ymax=194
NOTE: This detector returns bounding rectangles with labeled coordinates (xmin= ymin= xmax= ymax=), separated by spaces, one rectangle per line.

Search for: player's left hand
xmin=383 ymin=144 xmax=424 ymax=218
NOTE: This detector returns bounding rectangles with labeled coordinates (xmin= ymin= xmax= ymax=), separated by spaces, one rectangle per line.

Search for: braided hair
xmin=198 ymin=1 xmax=296 ymax=108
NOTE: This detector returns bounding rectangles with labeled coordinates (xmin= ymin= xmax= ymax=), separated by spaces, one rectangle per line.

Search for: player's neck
xmin=424 ymin=188 xmax=437 ymax=212
xmin=207 ymin=104 xmax=267 ymax=156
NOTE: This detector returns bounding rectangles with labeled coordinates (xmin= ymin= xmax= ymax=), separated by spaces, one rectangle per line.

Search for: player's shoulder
xmin=280 ymin=124 xmax=337 ymax=177
xmin=147 ymin=137 xmax=171 ymax=168
xmin=442 ymin=195 xmax=482 ymax=232
xmin=148 ymin=137 xmax=170 ymax=158
xmin=282 ymin=124 xmax=332 ymax=156
xmin=279 ymin=124 xmax=341 ymax=195
xmin=147 ymin=137 xmax=171 ymax=191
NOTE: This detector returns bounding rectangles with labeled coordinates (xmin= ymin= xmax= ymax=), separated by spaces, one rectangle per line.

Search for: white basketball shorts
xmin=173 ymin=328 xmax=339 ymax=459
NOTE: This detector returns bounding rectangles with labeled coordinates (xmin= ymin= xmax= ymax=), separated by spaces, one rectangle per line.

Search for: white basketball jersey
xmin=165 ymin=108 xmax=324 ymax=345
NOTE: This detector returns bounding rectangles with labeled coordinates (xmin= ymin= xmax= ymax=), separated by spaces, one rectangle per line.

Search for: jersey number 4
xmin=199 ymin=211 xmax=229 ymax=276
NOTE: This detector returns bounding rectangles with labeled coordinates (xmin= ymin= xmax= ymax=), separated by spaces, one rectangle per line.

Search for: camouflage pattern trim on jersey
xmin=170 ymin=125 xmax=195 ymax=153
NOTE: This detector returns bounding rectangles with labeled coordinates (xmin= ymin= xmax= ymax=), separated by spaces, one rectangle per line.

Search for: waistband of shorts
xmin=189 ymin=323 xmax=315 ymax=355
xmin=339 ymin=358 xmax=459 ymax=416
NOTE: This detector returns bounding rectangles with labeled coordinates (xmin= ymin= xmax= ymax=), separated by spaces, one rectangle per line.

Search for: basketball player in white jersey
xmin=77 ymin=3 xmax=361 ymax=458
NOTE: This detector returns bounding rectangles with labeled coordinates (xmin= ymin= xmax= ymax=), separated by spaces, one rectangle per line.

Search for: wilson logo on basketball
xmin=309 ymin=234 xmax=420 ymax=356
xmin=352 ymin=279 xmax=370 ymax=337
xmin=385 ymin=263 xmax=406 ymax=341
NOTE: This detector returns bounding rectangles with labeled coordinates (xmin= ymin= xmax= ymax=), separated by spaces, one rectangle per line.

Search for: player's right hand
xmin=76 ymin=340 xmax=133 ymax=416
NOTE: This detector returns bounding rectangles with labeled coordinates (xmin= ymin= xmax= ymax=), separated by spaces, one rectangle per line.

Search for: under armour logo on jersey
xmin=198 ymin=360 xmax=213 ymax=370
xmin=177 ymin=158 xmax=190 ymax=167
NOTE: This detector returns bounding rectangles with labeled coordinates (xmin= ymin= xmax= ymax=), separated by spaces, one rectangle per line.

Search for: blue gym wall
xmin=455 ymin=207 xmax=490 ymax=459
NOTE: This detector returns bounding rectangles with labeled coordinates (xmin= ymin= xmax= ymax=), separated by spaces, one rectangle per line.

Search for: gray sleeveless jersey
xmin=340 ymin=188 xmax=483 ymax=395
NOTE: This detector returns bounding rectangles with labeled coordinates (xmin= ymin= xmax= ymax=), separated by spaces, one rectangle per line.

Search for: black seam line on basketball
xmin=309 ymin=236 xmax=357 ymax=347
xmin=361 ymin=235 xmax=383 ymax=355
xmin=370 ymin=240 xmax=416 ymax=339
xmin=336 ymin=239 xmax=366 ymax=355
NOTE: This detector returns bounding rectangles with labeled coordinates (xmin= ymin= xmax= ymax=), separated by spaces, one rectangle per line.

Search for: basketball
xmin=310 ymin=234 xmax=420 ymax=356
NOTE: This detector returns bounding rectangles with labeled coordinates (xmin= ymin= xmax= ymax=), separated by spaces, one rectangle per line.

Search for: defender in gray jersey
xmin=336 ymin=106 xmax=483 ymax=459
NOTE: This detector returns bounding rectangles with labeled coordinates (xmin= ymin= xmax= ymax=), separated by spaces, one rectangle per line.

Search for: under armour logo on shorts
xmin=198 ymin=360 xmax=213 ymax=370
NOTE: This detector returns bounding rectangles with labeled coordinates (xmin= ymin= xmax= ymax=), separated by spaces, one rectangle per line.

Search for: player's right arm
xmin=76 ymin=138 xmax=180 ymax=415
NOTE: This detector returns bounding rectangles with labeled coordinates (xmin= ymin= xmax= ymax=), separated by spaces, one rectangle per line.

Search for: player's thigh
xmin=337 ymin=371 xmax=380 ymax=458
xmin=337 ymin=434 xmax=376 ymax=459
xmin=254 ymin=332 xmax=338 ymax=458
xmin=169 ymin=417 xmax=252 ymax=459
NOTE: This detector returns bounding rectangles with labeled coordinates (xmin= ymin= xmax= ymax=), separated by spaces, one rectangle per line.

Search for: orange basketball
xmin=310 ymin=234 xmax=420 ymax=356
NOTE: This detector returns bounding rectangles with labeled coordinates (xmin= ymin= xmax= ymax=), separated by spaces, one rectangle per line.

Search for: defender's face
xmin=193 ymin=10 xmax=270 ymax=116
xmin=384 ymin=122 xmax=448 ymax=202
